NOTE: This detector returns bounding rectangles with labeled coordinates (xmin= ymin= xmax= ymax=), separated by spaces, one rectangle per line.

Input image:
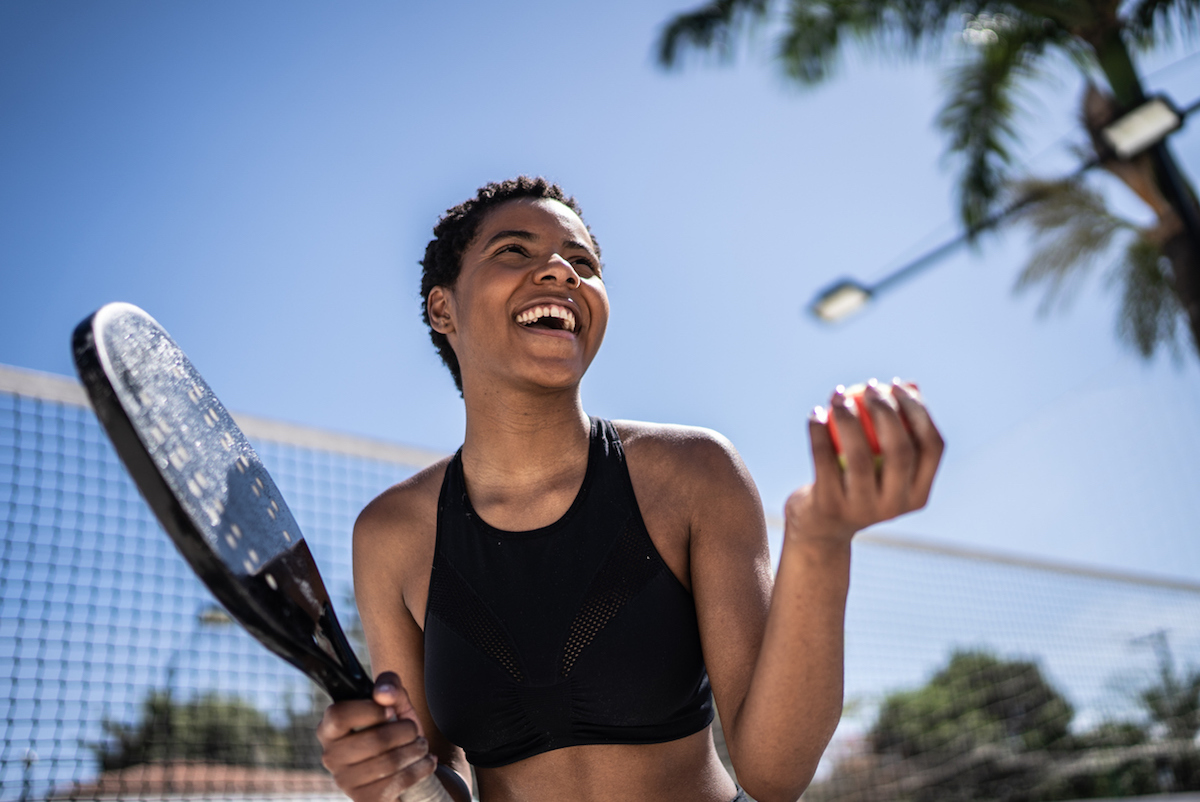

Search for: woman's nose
xmin=536 ymin=254 xmax=580 ymax=287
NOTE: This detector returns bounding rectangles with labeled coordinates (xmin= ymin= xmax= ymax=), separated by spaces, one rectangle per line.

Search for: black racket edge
xmin=71 ymin=311 xmax=373 ymax=702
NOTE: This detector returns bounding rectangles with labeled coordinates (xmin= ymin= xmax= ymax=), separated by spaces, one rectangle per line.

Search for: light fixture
xmin=810 ymin=279 xmax=872 ymax=322
xmin=198 ymin=603 xmax=233 ymax=627
xmin=1102 ymin=97 xmax=1183 ymax=160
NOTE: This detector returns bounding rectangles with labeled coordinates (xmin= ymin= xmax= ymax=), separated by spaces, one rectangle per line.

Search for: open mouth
xmin=515 ymin=304 xmax=577 ymax=333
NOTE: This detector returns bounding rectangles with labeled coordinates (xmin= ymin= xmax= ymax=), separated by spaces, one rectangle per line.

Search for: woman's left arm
xmin=691 ymin=381 xmax=944 ymax=802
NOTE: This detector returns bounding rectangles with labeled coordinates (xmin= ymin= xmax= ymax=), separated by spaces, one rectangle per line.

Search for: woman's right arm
xmin=318 ymin=474 xmax=472 ymax=802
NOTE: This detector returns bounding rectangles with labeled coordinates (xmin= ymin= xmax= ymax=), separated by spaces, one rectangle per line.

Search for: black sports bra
xmin=423 ymin=418 xmax=714 ymax=767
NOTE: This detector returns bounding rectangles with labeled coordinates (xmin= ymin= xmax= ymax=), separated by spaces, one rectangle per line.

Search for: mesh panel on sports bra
xmin=560 ymin=515 xmax=665 ymax=678
xmin=427 ymin=554 xmax=525 ymax=683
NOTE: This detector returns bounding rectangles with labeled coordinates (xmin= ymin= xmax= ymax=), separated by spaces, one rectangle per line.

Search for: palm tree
xmin=656 ymin=0 xmax=1200 ymax=359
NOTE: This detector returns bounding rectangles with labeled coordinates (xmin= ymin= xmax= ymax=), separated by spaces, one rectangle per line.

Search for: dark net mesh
xmin=560 ymin=516 xmax=663 ymax=678
xmin=1 ymin=383 xmax=415 ymax=802
xmin=427 ymin=554 xmax=525 ymax=683
xmin=3 ymin=371 xmax=1200 ymax=802
xmin=806 ymin=542 xmax=1200 ymax=802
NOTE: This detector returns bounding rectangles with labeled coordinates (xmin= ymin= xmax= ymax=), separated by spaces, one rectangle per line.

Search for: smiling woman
xmin=424 ymin=190 xmax=608 ymax=399
xmin=415 ymin=179 xmax=606 ymax=397
xmin=314 ymin=177 xmax=945 ymax=802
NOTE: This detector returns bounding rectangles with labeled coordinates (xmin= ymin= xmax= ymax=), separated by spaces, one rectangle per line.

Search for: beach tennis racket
xmin=72 ymin=303 xmax=453 ymax=802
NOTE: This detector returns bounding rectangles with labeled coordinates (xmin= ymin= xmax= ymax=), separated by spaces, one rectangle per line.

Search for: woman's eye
xmin=573 ymin=258 xmax=599 ymax=276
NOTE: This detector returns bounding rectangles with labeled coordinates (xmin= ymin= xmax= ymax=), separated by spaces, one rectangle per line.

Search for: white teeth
xmin=516 ymin=304 xmax=576 ymax=332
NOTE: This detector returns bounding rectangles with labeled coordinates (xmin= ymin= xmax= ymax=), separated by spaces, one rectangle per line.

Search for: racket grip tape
xmin=400 ymin=773 xmax=455 ymax=802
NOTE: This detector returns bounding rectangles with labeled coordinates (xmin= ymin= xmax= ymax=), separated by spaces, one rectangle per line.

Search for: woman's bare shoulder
xmin=353 ymin=456 xmax=453 ymax=622
xmin=354 ymin=456 xmax=452 ymax=556
xmin=611 ymin=419 xmax=748 ymax=483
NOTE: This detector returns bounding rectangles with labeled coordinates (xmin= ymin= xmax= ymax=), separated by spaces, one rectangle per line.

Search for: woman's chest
xmin=404 ymin=434 xmax=695 ymax=626
xmin=421 ymin=480 xmax=710 ymax=766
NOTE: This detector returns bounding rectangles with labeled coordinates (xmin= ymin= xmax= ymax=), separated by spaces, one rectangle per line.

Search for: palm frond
xmin=656 ymin=0 xmax=773 ymax=67
xmin=1011 ymin=178 xmax=1132 ymax=311
xmin=1123 ymin=0 xmax=1200 ymax=49
xmin=776 ymin=0 xmax=869 ymax=83
xmin=1011 ymin=178 xmax=1186 ymax=358
xmin=1114 ymin=235 xmax=1184 ymax=357
xmin=1004 ymin=0 xmax=1097 ymax=32
xmin=938 ymin=27 xmax=1052 ymax=229
xmin=776 ymin=0 xmax=994 ymax=84
xmin=891 ymin=0 xmax=980 ymax=50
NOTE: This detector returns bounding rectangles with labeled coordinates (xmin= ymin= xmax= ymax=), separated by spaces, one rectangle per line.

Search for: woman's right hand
xmin=317 ymin=672 xmax=439 ymax=802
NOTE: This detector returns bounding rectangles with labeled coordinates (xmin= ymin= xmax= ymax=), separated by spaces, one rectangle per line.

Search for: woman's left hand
xmin=785 ymin=378 xmax=944 ymax=545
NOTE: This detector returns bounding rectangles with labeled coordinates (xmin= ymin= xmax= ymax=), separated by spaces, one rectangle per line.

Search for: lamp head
xmin=1102 ymin=97 xmax=1182 ymax=160
xmin=810 ymin=279 xmax=872 ymax=322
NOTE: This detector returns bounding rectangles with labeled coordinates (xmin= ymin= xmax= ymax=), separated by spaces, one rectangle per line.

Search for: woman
xmin=316 ymin=177 xmax=943 ymax=802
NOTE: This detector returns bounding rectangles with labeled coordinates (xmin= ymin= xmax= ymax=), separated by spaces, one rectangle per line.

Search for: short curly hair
xmin=419 ymin=176 xmax=601 ymax=393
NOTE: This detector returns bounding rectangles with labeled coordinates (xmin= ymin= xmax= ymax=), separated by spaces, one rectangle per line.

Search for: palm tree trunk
xmin=1161 ymin=222 xmax=1200 ymax=355
xmin=1094 ymin=34 xmax=1200 ymax=356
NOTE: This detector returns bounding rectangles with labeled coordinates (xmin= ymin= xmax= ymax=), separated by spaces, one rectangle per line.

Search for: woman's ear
xmin=427 ymin=286 xmax=455 ymax=334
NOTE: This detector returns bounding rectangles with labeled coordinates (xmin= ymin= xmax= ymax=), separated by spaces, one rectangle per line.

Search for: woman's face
xmin=428 ymin=197 xmax=609 ymax=395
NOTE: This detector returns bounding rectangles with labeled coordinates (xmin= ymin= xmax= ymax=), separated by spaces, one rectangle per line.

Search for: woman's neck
xmin=458 ymin=383 xmax=592 ymax=500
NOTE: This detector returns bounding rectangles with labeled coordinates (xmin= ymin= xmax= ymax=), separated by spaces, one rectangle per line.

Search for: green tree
xmin=1036 ymin=719 xmax=1160 ymax=801
xmin=807 ymin=651 xmax=1074 ymax=802
xmin=657 ymin=0 xmax=1200 ymax=359
xmin=1136 ymin=632 xmax=1200 ymax=741
xmin=811 ymin=648 xmax=1200 ymax=802
xmin=93 ymin=690 xmax=293 ymax=770
xmin=280 ymin=686 xmax=333 ymax=770
xmin=1127 ymin=632 xmax=1200 ymax=791
xmin=871 ymin=651 xmax=1073 ymax=760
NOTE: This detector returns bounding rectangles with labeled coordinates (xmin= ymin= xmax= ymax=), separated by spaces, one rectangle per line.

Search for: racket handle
xmin=399 ymin=773 xmax=456 ymax=802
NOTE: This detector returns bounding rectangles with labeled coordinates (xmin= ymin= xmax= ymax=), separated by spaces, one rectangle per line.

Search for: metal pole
xmin=20 ymin=749 xmax=37 ymax=802
xmin=808 ymin=95 xmax=1198 ymax=321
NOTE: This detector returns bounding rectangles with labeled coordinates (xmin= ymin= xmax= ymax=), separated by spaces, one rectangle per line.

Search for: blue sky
xmin=2 ymin=0 xmax=1199 ymax=584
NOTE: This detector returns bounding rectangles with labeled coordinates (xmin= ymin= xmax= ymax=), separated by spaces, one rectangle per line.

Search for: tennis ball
xmin=827 ymin=381 xmax=917 ymax=469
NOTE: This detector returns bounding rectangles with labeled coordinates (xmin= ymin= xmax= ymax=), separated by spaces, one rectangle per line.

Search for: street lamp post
xmin=155 ymin=603 xmax=233 ymax=763
xmin=19 ymin=749 xmax=37 ymax=802
xmin=809 ymin=94 xmax=1198 ymax=324
xmin=808 ymin=187 xmax=1053 ymax=322
xmin=164 ymin=603 xmax=233 ymax=696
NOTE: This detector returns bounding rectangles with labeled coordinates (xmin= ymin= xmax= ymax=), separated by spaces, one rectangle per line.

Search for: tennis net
xmin=3 ymin=363 xmax=1198 ymax=802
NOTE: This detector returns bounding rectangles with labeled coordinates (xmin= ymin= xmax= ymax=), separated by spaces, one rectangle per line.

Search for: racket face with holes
xmin=72 ymin=302 xmax=372 ymax=701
